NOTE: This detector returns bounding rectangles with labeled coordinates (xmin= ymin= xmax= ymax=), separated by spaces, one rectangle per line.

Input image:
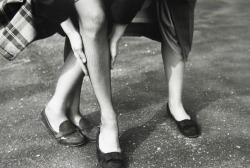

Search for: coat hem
xmin=0 ymin=47 xmax=16 ymax=61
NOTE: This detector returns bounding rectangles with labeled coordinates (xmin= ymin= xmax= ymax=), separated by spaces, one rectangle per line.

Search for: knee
xmin=79 ymin=10 xmax=107 ymax=39
xmin=89 ymin=9 xmax=106 ymax=27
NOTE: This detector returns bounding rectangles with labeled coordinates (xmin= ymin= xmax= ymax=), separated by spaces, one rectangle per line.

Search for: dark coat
xmin=107 ymin=0 xmax=197 ymax=58
xmin=32 ymin=0 xmax=196 ymax=58
xmin=32 ymin=0 xmax=76 ymax=37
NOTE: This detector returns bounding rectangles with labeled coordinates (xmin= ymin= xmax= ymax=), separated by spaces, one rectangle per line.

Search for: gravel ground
xmin=0 ymin=0 xmax=249 ymax=167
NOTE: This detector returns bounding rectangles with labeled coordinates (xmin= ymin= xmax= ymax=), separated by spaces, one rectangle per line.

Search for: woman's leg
xmin=74 ymin=0 xmax=120 ymax=153
xmin=63 ymin=38 xmax=85 ymax=126
xmin=45 ymin=51 xmax=84 ymax=132
xmin=66 ymin=81 xmax=83 ymax=122
xmin=161 ymin=44 xmax=191 ymax=121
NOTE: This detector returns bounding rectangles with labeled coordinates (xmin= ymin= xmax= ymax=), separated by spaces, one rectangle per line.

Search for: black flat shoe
xmin=41 ymin=110 xmax=87 ymax=146
xmin=96 ymin=133 xmax=124 ymax=168
xmin=166 ymin=103 xmax=199 ymax=138
xmin=77 ymin=117 xmax=99 ymax=142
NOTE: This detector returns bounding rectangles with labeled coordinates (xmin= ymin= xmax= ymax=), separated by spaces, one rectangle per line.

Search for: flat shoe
xmin=41 ymin=110 xmax=87 ymax=146
xmin=96 ymin=133 xmax=124 ymax=168
xmin=77 ymin=117 xmax=99 ymax=142
xmin=166 ymin=103 xmax=199 ymax=138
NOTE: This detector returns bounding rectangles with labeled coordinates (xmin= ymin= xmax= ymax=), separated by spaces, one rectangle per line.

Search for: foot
xmin=99 ymin=123 xmax=121 ymax=154
xmin=168 ymin=102 xmax=191 ymax=121
xmin=167 ymin=103 xmax=199 ymax=138
xmin=67 ymin=110 xmax=99 ymax=142
xmin=44 ymin=105 xmax=68 ymax=132
xmin=41 ymin=110 xmax=86 ymax=146
xmin=96 ymin=132 xmax=124 ymax=168
xmin=66 ymin=111 xmax=82 ymax=127
xmin=66 ymin=109 xmax=87 ymax=127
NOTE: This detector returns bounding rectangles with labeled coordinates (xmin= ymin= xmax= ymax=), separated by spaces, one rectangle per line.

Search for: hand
xmin=68 ymin=33 xmax=88 ymax=76
xmin=109 ymin=23 xmax=128 ymax=69
xmin=60 ymin=18 xmax=88 ymax=75
xmin=109 ymin=37 xmax=120 ymax=70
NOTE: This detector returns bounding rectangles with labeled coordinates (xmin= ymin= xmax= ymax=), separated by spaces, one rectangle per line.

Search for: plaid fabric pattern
xmin=0 ymin=0 xmax=37 ymax=61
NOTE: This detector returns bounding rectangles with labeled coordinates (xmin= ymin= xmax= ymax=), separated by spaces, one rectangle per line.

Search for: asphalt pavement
xmin=0 ymin=0 xmax=249 ymax=167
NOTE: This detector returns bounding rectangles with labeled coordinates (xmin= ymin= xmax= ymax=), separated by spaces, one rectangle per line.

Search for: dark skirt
xmin=32 ymin=0 xmax=196 ymax=60
xmin=124 ymin=0 xmax=183 ymax=60
xmin=32 ymin=0 xmax=76 ymax=38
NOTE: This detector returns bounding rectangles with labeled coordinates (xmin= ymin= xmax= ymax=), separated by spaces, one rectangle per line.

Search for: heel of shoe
xmin=41 ymin=109 xmax=56 ymax=136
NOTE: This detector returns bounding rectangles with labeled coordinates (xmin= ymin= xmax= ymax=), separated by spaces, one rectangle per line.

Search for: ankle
xmin=101 ymin=122 xmax=118 ymax=131
xmin=99 ymin=129 xmax=121 ymax=153
xmin=101 ymin=116 xmax=118 ymax=128
xmin=167 ymin=102 xmax=190 ymax=121
xmin=168 ymin=100 xmax=183 ymax=108
xmin=68 ymin=115 xmax=81 ymax=126
xmin=45 ymin=105 xmax=64 ymax=116
xmin=46 ymin=99 xmax=66 ymax=113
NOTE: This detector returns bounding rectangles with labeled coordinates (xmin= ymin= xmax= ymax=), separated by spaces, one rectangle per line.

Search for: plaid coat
xmin=0 ymin=0 xmax=40 ymax=61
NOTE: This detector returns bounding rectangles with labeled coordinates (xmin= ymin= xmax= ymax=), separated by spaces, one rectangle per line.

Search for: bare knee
xmin=79 ymin=9 xmax=107 ymax=39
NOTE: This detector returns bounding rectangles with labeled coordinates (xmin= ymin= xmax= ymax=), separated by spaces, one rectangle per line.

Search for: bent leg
xmin=45 ymin=51 xmax=84 ymax=132
xmin=63 ymin=38 xmax=85 ymax=126
xmin=74 ymin=0 xmax=120 ymax=153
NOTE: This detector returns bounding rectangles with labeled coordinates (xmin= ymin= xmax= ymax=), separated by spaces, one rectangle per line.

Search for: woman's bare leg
xmin=66 ymin=76 xmax=84 ymax=124
xmin=74 ymin=0 xmax=120 ymax=153
xmin=45 ymin=51 xmax=84 ymax=132
xmin=162 ymin=43 xmax=191 ymax=121
xmin=63 ymin=39 xmax=85 ymax=126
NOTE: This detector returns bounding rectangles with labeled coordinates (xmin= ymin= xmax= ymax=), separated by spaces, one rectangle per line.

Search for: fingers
xmin=74 ymin=51 xmax=88 ymax=76
xmin=111 ymin=54 xmax=117 ymax=69
xmin=78 ymin=59 xmax=88 ymax=76
xmin=76 ymin=49 xmax=87 ymax=63
xmin=74 ymin=49 xmax=88 ymax=75
xmin=65 ymin=31 xmax=88 ymax=75
xmin=110 ymin=42 xmax=118 ymax=69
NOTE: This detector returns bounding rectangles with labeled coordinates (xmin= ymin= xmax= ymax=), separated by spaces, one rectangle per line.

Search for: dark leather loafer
xmin=41 ymin=110 xmax=87 ymax=146
xmin=166 ymin=103 xmax=199 ymax=138
xmin=77 ymin=117 xmax=99 ymax=142
xmin=96 ymin=133 xmax=124 ymax=168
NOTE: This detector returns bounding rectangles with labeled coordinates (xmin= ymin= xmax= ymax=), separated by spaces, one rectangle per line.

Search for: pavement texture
xmin=0 ymin=0 xmax=249 ymax=167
